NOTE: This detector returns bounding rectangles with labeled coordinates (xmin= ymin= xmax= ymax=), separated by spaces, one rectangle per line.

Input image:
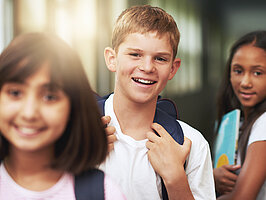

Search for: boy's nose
xmin=20 ymin=95 xmax=40 ymax=121
xmin=240 ymin=74 xmax=252 ymax=89
xmin=139 ymin=59 xmax=155 ymax=73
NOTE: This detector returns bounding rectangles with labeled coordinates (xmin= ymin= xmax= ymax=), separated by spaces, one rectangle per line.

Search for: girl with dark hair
xmin=214 ymin=31 xmax=266 ymax=200
xmin=0 ymin=33 xmax=125 ymax=199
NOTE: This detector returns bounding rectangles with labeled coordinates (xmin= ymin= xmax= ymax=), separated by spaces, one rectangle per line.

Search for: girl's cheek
xmin=42 ymin=101 xmax=70 ymax=128
xmin=0 ymin=98 xmax=19 ymax=118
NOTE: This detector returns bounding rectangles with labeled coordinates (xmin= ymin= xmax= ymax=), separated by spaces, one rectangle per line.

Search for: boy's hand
xmin=213 ymin=164 xmax=241 ymax=194
xmin=101 ymin=116 xmax=117 ymax=152
xmin=145 ymin=123 xmax=191 ymax=181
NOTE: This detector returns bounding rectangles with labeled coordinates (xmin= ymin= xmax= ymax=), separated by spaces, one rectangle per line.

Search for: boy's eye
xmin=155 ymin=57 xmax=167 ymax=62
xmin=129 ymin=53 xmax=140 ymax=57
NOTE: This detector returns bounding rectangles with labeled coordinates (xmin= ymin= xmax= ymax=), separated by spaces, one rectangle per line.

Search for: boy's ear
xmin=168 ymin=58 xmax=181 ymax=80
xmin=104 ymin=47 xmax=117 ymax=72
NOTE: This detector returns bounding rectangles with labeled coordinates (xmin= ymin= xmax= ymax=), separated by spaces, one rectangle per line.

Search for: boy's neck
xmin=113 ymin=93 xmax=157 ymax=140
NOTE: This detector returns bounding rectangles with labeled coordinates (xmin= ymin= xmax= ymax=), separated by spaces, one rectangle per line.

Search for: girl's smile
xmin=13 ymin=124 xmax=47 ymax=137
xmin=0 ymin=63 xmax=70 ymax=153
xmin=230 ymin=44 xmax=266 ymax=113
xmin=239 ymin=91 xmax=256 ymax=99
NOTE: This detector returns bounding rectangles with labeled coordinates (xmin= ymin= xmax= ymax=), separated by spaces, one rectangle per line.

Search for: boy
xmin=99 ymin=5 xmax=215 ymax=200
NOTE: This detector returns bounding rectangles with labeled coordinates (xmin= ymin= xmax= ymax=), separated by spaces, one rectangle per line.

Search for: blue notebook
xmin=214 ymin=109 xmax=240 ymax=168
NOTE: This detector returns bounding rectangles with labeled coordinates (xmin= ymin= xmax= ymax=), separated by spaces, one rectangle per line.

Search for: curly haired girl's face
xmin=0 ymin=62 xmax=70 ymax=153
xmin=230 ymin=44 xmax=266 ymax=112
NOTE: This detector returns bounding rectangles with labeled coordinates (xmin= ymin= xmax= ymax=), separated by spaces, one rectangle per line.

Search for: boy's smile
xmin=132 ymin=77 xmax=157 ymax=85
xmin=106 ymin=31 xmax=180 ymax=105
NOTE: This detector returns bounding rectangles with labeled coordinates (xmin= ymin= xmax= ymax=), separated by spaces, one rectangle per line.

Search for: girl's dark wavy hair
xmin=216 ymin=30 xmax=266 ymax=164
xmin=0 ymin=33 xmax=108 ymax=175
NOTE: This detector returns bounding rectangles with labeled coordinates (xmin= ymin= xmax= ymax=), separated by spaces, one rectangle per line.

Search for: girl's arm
xmin=218 ymin=141 xmax=266 ymax=200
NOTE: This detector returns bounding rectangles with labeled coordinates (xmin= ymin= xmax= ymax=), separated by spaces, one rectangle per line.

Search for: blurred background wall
xmin=1 ymin=0 xmax=266 ymax=153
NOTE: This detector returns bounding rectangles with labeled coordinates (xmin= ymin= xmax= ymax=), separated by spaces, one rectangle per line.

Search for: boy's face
xmin=105 ymin=31 xmax=180 ymax=104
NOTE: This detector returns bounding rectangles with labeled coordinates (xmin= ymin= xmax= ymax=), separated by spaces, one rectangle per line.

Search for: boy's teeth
xmin=134 ymin=78 xmax=155 ymax=84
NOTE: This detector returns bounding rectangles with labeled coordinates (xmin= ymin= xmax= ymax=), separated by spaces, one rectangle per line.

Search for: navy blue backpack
xmin=75 ymin=169 xmax=105 ymax=200
xmin=75 ymin=94 xmax=184 ymax=200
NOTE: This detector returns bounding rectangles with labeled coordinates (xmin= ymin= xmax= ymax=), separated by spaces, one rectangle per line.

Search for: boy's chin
xmin=129 ymin=93 xmax=158 ymax=104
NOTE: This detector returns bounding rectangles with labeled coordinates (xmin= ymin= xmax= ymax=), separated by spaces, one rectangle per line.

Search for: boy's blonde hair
xmin=112 ymin=5 xmax=180 ymax=58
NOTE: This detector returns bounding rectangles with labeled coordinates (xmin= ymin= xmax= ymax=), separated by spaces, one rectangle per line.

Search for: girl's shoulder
xmin=248 ymin=112 xmax=266 ymax=146
xmin=0 ymin=162 xmax=76 ymax=200
xmin=105 ymin=174 xmax=126 ymax=200
xmin=252 ymin=111 xmax=266 ymax=131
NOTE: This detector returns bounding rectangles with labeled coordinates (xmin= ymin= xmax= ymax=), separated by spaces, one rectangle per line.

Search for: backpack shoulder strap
xmin=96 ymin=93 xmax=113 ymax=116
xmin=74 ymin=169 xmax=105 ymax=200
xmin=154 ymin=98 xmax=184 ymax=145
xmin=154 ymin=98 xmax=184 ymax=200
xmin=157 ymin=97 xmax=179 ymax=119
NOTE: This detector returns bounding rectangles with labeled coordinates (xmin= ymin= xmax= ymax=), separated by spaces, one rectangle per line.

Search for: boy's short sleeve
xmin=178 ymin=120 xmax=216 ymax=200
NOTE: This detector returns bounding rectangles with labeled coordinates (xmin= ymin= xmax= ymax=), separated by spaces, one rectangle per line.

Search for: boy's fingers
xmin=107 ymin=134 xmax=117 ymax=143
xmin=101 ymin=115 xmax=111 ymax=125
xmin=183 ymin=136 xmax=192 ymax=149
xmin=108 ymin=143 xmax=115 ymax=152
xmin=150 ymin=123 xmax=168 ymax=138
xmin=105 ymin=126 xmax=116 ymax=135
xmin=180 ymin=136 xmax=191 ymax=159
xmin=146 ymin=131 xmax=160 ymax=143
xmin=146 ymin=140 xmax=154 ymax=150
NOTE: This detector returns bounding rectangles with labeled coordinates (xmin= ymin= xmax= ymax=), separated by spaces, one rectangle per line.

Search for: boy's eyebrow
xmin=156 ymin=52 xmax=172 ymax=57
xmin=126 ymin=48 xmax=143 ymax=52
xmin=126 ymin=48 xmax=172 ymax=56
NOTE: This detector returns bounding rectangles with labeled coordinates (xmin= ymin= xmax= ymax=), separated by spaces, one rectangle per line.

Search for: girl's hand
xmin=213 ymin=164 xmax=241 ymax=194
xmin=145 ymin=123 xmax=191 ymax=181
xmin=101 ymin=116 xmax=117 ymax=152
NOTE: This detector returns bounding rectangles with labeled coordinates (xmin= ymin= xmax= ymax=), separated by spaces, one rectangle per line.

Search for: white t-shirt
xmin=236 ymin=112 xmax=266 ymax=200
xmin=0 ymin=162 xmax=126 ymax=200
xmin=99 ymin=94 xmax=216 ymax=200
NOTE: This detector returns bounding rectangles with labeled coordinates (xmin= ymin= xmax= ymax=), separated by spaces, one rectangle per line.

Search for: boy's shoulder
xmin=96 ymin=93 xmax=178 ymax=118
xmin=178 ymin=120 xmax=209 ymax=147
xmin=156 ymin=96 xmax=179 ymax=119
xmin=96 ymin=93 xmax=184 ymax=144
